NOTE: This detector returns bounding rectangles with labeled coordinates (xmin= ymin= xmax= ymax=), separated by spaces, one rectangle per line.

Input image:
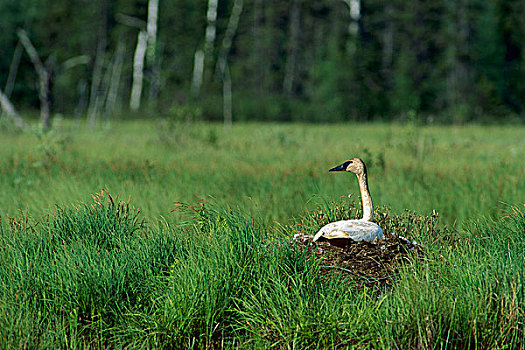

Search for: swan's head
xmin=329 ymin=157 xmax=366 ymax=175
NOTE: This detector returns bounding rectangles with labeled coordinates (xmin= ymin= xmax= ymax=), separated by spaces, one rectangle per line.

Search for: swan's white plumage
xmin=313 ymin=157 xmax=384 ymax=244
xmin=313 ymin=219 xmax=383 ymax=242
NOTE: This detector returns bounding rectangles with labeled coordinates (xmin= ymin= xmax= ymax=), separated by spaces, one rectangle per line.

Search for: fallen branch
xmin=0 ymin=88 xmax=26 ymax=129
xmin=16 ymin=28 xmax=51 ymax=129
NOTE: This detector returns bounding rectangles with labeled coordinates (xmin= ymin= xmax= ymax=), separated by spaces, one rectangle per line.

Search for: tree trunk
xmin=146 ymin=0 xmax=159 ymax=61
xmin=88 ymin=41 xmax=106 ymax=127
xmin=75 ymin=79 xmax=88 ymax=123
xmin=146 ymin=0 xmax=160 ymax=106
xmin=106 ymin=43 xmax=125 ymax=117
xmin=0 ymin=89 xmax=18 ymax=116
xmin=204 ymin=0 xmax=218 ymax=66
xmin=216 ymin=0 xmax=243 ymax=127
xmin=16 ymin=29 xmax=51 ymax=129
xmin=216 ymin=0 xmax=243 ymax=77
xmin=4 ymin=40 xmax=23 ymax=98
xmin=342 ymin=0 xmax=361 ymax=37
xmin=130 ymin=30 xmax=147 ymax=111
xmin=0 ymin=88 xmax=26 ymax=129
xmin=88 ymin=0 xmax=109 ymax=126
xmin=191 ymin=49 xmax=205 ymax=96
xmin=99 ymin=52 xmax=114 ymax=122
xmin=191 ymin=0 xmax=218 ymax=96
xmin=148 ymin=53 xmax=162 ymax=106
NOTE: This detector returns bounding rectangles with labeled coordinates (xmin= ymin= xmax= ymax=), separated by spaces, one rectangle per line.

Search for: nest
xmin=292 ymin=232 xmax=422 ymax=289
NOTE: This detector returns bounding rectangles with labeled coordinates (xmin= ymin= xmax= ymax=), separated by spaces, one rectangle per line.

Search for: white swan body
xmin=313 ymin=219 xmax=383 ymax=243
xmin=313 ymin=157 xmax=384 ymax=245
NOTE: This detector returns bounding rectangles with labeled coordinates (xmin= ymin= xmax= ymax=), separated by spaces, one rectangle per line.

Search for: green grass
xmin=0 ymin=119 xmax=524 ymax=348
xmin=1 ymin=193 xmax=524 ymax=348
xmin=1 ymin=120 xmax=524 ymax=225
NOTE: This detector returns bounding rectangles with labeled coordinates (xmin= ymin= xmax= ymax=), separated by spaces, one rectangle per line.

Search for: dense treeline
xmin=1 ymin=0 xmax=524 ymax=124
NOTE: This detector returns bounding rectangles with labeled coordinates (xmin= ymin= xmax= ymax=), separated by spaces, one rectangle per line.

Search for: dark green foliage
xmin=2 ymin=0 xmax=525 ymax=122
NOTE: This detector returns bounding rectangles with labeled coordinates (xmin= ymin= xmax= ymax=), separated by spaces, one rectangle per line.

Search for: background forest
xmin=1 ymin=0 xmax=525 ymax=126
xmin=2 ymin=1 xmax=525 ymax=348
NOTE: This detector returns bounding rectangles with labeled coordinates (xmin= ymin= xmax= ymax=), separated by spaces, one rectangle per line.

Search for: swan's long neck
xmin=356 ymin=172 xmax=374 ymax=221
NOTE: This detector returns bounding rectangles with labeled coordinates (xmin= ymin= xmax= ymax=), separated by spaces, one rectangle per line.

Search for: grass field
xmin=1 ymin=120 xmax=524 ymax=224
xmin=0 ymin=119 xmax=524 ymax=348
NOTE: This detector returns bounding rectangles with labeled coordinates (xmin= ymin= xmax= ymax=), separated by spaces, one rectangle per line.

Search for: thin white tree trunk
xmin=16 ymin=29 xmax=51 ymax=129
xmin=204 ymin=0 xmax=218 ymax=61
xmin=342 ymin=0 xmax=360 ymax=36
xmin=99 ymin=53 xmax=114 ymax=122
xmin=5 ymin=40 xmax=23 ymax=98
xmin=216 ymin=0 xmax=243 ymax=127
xmin=146 ymin=0 xmax=160 ymax=106
xmin=88 ymin=42 xmax=105 ymax=127
xmin=106 ymin=43 xmax=124 ymax=116
xmin=191 ymin=49 xmax=204 ymax=96
xmin=191 ymin=0 xmax=218 ymax=96
xmin=216 ymin=0 xmax=243 ymax=77
xmin=130 ymin=30 xmax=147 ymax=111
xmin=146 ymin=0 xmax=159 ymax=61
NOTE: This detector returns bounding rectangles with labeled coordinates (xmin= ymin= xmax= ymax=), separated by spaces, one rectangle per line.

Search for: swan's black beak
xmin=329 ymin=161 xmax=350 ymax=172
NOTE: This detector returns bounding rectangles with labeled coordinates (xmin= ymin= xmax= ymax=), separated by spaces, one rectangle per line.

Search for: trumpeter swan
xmin=313 ymin=157 xmax=384 ymax=245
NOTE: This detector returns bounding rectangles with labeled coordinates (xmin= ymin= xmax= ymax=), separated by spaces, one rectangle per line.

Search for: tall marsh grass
xmin=1 ymin=191 xmax=524 ymax=348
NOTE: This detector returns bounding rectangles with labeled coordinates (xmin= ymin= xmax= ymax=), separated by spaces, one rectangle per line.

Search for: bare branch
xmin=4 ymin=40 xmax=23 ymax=98
xmin=115 ymin=13 xmax=146 ymax=30
xmin=61 ymin=55 xmax=90 ymax=71
xmin=0 ymin=89 xmax=18 ymax=117
xmin=16 ymin=28 xmax=51 ymax=129
xmin=0 ymin=88 xmax=27 ymax=129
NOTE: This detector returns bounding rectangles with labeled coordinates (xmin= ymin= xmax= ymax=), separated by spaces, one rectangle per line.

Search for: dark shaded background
xmin=1 ymin=0 xmax=524 ymax=123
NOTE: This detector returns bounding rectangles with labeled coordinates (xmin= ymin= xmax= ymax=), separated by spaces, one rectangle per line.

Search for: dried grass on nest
xmin=284 ymin=200 xmax=453 ymax=290
xmin=291 ymin=232 xmax=424 ymax=289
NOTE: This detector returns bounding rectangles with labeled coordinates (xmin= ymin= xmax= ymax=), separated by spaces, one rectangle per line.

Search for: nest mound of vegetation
xmin=285 ymin=200 xmax=451 ymax=289
xmin=292 ymin=231 xmax=421 ymax=288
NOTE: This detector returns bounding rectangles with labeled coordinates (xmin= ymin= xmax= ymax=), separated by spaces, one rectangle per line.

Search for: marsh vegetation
xmin=0 ymin=120 xmax=524 ymax=348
